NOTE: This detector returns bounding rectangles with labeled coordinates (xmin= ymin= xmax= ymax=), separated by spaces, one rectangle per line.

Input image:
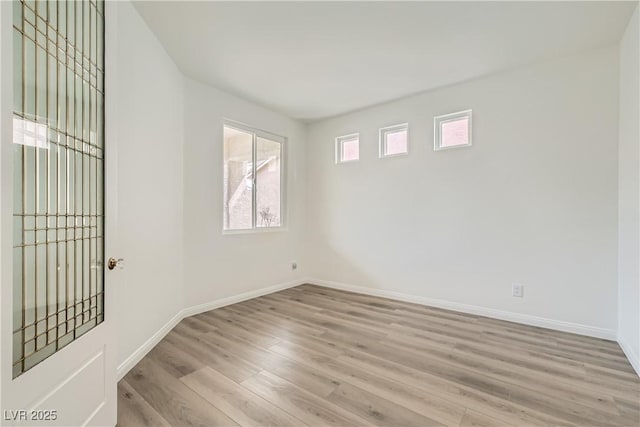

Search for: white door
xmin=1 ymin=1 xmax=117 ymax=426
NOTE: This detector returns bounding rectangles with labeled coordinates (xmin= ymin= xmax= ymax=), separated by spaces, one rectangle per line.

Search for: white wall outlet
xmin=291 ymin=261 xmax=298 ymax=270
xmin=512 ymin=283 xmax=524 ymax=298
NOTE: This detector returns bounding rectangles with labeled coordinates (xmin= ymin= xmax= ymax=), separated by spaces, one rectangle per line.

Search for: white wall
xmin=114 ymin=2 xmax=185 ymax=368
xmin=618 ymin=5 xmax=640 ymax=374
xmin=110 ymin=2 xmax=309 ymax=375
xmin=94 ymin=4 xmax=638 ymax=376
xmin=306 ymin=47 xmax=620 ymax=337
xmin=182 ymin=78 xmax=307 ymax=307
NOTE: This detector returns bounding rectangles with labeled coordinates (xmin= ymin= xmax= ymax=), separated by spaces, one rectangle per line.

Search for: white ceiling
xmin=133 ymin=1 xmax=637 ymax=121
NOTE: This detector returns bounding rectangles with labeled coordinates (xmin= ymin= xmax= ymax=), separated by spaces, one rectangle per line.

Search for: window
xmin=335 ymin=133 xmax=359 ymax=163
xmin=379 ymin=123 xmax=408 ymax=157
xmin=12 ymin=0 xmax=106 ymax=377
xmin=434 ymin=110 xmax=472 ymax=151
xmin=223 ymin=123 xmax=284 ymax=231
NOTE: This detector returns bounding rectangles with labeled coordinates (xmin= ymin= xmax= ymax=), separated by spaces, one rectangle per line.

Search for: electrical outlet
xmin=291 ymin=261 xmax=298 ymax=271
xmin=512 ymin=283 xmax=524 ymax=298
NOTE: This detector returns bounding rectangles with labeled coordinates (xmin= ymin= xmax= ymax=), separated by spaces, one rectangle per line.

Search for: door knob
xmin=108 ymin=257 xmax=123 ymax=270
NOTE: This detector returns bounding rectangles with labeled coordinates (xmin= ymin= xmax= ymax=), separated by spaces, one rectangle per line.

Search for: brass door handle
xmin=108 ymin=257 xmax=123 ymax=270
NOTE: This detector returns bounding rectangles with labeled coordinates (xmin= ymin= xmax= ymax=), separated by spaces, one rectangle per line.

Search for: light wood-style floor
xmin=117 ymin=284 xmax=640 ymax=427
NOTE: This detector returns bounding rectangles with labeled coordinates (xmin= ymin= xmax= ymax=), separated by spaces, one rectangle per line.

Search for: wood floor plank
xmin=181 ymin=366 xmax=305 ymax=427
xmin=164 ymin=330 xmax=261 ymax=383
xmin=231 ymin=299 xmax=329 ymax=337
xmin=117 ymin=379 xmax=171 ymax=427
xmin=171 ymin=320 xmax=208 ymax=342
xmin=124 ymin=357 xmax=238 ymax=427
xmin=614 ymin=396 xmax=640 ymax=425
xmin=338 ymin=349 xmax=573 ymax=427
xmin=327 ymin=382 xmax=447 ymax=426
xmin=379 ymin=333 xmax=621 ymax=417
xmin=145 ymin=339 xmax=204 ymax=379
xmin=203 ymin=309 xmax=346 ymax=357
xmin=241 ymin=371 xmax=374 ymax=427
xmin=459 ymin=409 xmax=514 ymax=427
xmin=200 ymin=308 xmax=297 ymax=342
xmin=197 ymin=331 xmax=343 ymax=398
xmin=481 ymin=330 xmax=634 ymax=373
xmin=297 ymin=286 xmax=621 ymax=360
xmin=375 ymin=336 xmax=621 ymax=424
xmin=118 ymin=285 xmax=640 ymax=427
xmin=181 ymin=315 xmax=219 ymax=334
xmin=196 ymin=311 xmax=281 ymax=347
xmin=476 ymin=315 xmax=620 ymax=350
xmin=270 ymin=338 xmax=467 ymax=426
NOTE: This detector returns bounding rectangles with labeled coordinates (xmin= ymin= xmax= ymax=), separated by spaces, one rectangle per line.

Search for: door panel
xmin=31 ymin=350 xmax=105 ymax=426
xmin=1 ymin=1 xmax=116 ymax=425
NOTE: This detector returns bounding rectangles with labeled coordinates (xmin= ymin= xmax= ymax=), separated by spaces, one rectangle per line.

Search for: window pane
xmin=441 ymin=117 xmax=469 ymax=148
xmin=384 ymin=129 xmax=407 ymax=156
xmin=256 ymin=137 xmax=281 ymax=228
xmin=336 ymin=134 xmax=359 ymax=163
xmin=223 ymin=126 xmax=253 ymax=230
xmin=342 ymin=138 xmax=358 ymax=161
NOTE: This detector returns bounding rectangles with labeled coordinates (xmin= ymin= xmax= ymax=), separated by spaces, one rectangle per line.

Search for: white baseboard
xmin=181 ymin=279 xmax=306 ymax=318
xmin=116 ymin=278 xmax=306 ymax=381
xmin=306 ymin=278 xmax=617 ymax=341
xmin=116 ymin=310 xmax=183 ymax=381
xmin=618 ymin=335 xmax=640 ymax=377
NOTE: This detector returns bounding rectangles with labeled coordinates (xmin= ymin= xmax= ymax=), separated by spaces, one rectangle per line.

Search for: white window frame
xmin=335 ymin=133 xmax=360 ymax=164
xmin=434 ymin=109 xmax=472 ymax=151
xmin=222 ymin=120 xmax=286 ymax=234
xmin=379 ymin=123 xmax=409 ymax=158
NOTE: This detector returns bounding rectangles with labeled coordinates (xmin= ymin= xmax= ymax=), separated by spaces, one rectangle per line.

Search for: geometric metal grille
xmin=12 ymin=0 xmax=105 ymax=378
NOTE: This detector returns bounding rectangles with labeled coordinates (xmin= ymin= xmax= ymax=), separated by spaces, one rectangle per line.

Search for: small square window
xmin=434 ymin=110 xmax=472 ymax=151
xmin=379 ymin=123 xmax=408 ymax=157
xmin=336 ymin=133 xmax=359 ymax=163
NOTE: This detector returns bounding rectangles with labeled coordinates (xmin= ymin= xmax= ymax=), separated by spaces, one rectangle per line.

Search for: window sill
xmin=335 ymin=159 xmax=359 ymax=164
xmin=380 ymin=152 xmax=409 ymax=159
xmin=434 ymin=143 xmax=472 ymax=151
xmin=222 ymin=226 xmax=288 ymax=236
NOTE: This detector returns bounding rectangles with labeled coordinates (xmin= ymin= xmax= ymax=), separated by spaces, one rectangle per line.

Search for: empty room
xmin=0 ymin=0 xmax=639 ymax=426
